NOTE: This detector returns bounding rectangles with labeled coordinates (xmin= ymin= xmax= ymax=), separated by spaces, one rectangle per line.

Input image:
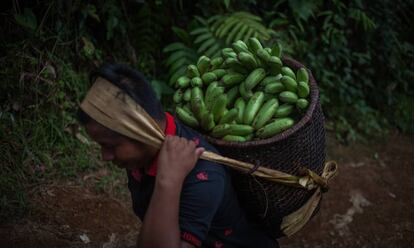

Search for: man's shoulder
xmin=186 ymin=158 xmax=228 ymax=183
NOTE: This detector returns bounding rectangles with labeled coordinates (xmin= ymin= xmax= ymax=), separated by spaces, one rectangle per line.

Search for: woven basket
xmin=204 ymin=57 xmax=326 ymax=238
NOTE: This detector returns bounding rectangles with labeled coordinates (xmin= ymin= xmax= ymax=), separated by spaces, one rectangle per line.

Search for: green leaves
xmin=288 ymin=0 xmax=321 ymax=21
xmin=212 ymin=12 xmax=274 ymax=44
xmin=132 ymin=4 xmax=165 ymax=54
xmin=150 ymin=79 xmax=174 ymax=100
xmin=163 ymin=11 xmax=274 ymax=86
xmin=348 ymin=8 xmax=376 ymax=31
xmin=163 ymin=42 xmax=198 ymax=85
xmin=14 ymin=8 xmax=37 ymax=32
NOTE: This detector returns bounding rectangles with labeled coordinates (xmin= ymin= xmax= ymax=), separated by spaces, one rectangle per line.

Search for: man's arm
xmin=137 ymin=136 xmax=204 ymax=248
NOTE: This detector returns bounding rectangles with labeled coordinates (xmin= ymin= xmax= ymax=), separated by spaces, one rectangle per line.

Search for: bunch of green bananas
xmin=173 ymin=38 xmax=311 ymax=142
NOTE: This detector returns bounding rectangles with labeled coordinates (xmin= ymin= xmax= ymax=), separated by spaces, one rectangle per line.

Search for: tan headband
xmin=80 ymin=77 xmax=165 ymax=148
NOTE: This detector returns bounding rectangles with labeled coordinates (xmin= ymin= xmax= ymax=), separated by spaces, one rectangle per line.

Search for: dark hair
xmin=78 ymin=63 xmax=165 ymax=124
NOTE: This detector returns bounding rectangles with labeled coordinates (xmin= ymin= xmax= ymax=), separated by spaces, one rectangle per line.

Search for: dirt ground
xmin=1 ymin=132 xmax=413 ymax=248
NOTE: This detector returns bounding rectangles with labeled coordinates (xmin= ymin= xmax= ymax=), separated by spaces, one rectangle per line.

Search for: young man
xmin=78 ymin=63 xmax=278 ymax=248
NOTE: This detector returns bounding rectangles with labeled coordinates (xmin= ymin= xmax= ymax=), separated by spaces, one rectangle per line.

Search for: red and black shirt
xmin=127 ymin=113 xmax=279 ymax=248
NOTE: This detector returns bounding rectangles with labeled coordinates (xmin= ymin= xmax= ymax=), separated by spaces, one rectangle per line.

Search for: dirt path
xmin=1 ymin=132 xmax=413 ymax=247
xmin=280 ymin=132 xmax=414 ymax=248
xmin=0 ymin=184 xmax=140 ymax=248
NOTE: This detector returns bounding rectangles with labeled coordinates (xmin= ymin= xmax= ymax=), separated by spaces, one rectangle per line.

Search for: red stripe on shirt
xmin=181 ymin=231 xmax=202 ymax=247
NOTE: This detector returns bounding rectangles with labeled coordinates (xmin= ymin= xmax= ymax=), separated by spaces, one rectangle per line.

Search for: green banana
xmin=173 ymin=89 xmax=183 ymax=104
xmin=187 ymin=64 xmax=200 ymax=78
xmin=271 ymin=42 xmax=283 ymax=57
xmin=247 ymin=37 xmax=263 ymax=53
xmin=191 ymin=77 xmax=203 ymax=87
xmin=244 ymin=133 xmax=254 ymax=141
xmin=226 ymin=86 xmax=239 ymax=107
xmin=191 ymin=97 xmax=206 ymax=121
xmin=205 ymin=81 xmax=218 ymax=102
xmin=205 ymin=84 xmax=224 ymax=111
xmin=243 ymin=91 xmax=265 ymax=125
xmin=256 ymin=118 xmax=295 ymax=138
xmin=232 ymin=40 xmax=250 ymax=54
xmin=224 ymin=57 xmax=248 ymax=73
xmin=212 ymin=69 xmax=226 ymax=79
xmin=256 ymin=48 xmax=271 ymax=62
xmin=200 ymin=112 xmax=215 ymax=131
xmin=176 ymin=76 xmax=191 ymax=89
xmin=245 ymin=68 xmax=266 ymax=91
xmin=234 ymin=97 xmax=246 ymax=123
xmin=222 ymin=48 xmax=237 ymax=59
xmin=296 ymin=98 xmax=309 ymax=110
xmin=176 ymin=106 xmax=199 ymax=128
xmin=222 ymin=135 xmax=246 ymax=142
xmin=274 ymin=104 xmax=294 ymax=117
xmin=239 ymin=81 xmax=253 ymax=100
xmin=252 ymin=98 xmax=279 ymax=130
xmin=296 ymin=68 xmax=309 ymax=83
xmin=191 ymin=87 xmax=205 ymax=120
xmin=183 ymin=88 xmax=192 ymax=102
xmin=281 ymin=75 xmax=298 ymax=92
xmin=238 ymin=52 xmax=258 ymax=69
xmin=264 ymin=82 xmax=285 ymax=94
xmin=226 ymin=124 xmax=253 ymax=136
xmin=201 ymin=72 xmax=217 ymax=84
xmin=261 ymin=74 xmax=283 ymax=86
xmin=219 ymin=108 xmax=238 ymax=124
xmin=222 ymin=72 xmax=245 ymax=87
xmin=281 ymin=67 xmax=296 ymax=80
xmin=279 ymin=91 xmax=298 ymax=104
xmin=197 ymin=55 xmax=211 ymax=75
xmin=182 ymin=104 xmax=192 ymax=113
xmin=211 ymin=124 xmax=231 ymax=138
xmin=211 ymin=57 xmax=224 ymax=70
xmin=265 ymin=47 xmax=272 ymax=54
xmin=204 ymin=122 xmax=253 ymax=138
xmin=222 ymin=48 xmax=234 ymax=54
xmin=191 ymin=86 xmax=204 ymax=102
xmin=268 ymin=56 xmax=282 ymax=75
xmin=297 ymin=81 xmax=310 ymax=98
xmin=211 ymin=94 xmax=228 ymax=123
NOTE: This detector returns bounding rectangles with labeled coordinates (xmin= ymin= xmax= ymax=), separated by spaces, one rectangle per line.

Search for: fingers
xmin=195 ymin=147 xmax=205 ymax=158
xmin=164 ymin=135 xmax=204 ymax=160
xmin=164 ymin=135 xmax=197 ymax=148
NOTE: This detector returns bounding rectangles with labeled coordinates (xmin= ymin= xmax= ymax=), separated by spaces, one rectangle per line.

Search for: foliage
xmin=260 ymin=0 xmax=413 ymax=141
xmin=163 ymin=11 xmax=274 ymax=85
xmin=0 ymin=0 xmax=132 ymax=222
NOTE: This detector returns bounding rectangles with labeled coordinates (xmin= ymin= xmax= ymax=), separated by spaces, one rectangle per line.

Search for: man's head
xmin=78 ymin=63 xmax=165 ymax=170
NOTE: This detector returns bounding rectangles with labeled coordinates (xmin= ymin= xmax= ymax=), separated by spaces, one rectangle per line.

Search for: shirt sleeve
xmin=178 ymin=161 xmax=226 ymax=247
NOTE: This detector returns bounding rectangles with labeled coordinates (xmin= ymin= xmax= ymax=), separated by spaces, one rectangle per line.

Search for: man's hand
xmin=156 ymin=135 xmax=205 ymax=186
xmin=137 ymin=135 xmax=203 ymax=248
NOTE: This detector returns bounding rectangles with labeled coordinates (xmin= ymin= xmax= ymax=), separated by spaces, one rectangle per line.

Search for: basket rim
xmin=204 ymin=57 xmax=320 ymax=148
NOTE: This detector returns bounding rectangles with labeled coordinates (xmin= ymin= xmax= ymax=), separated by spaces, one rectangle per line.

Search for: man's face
xmin=85 ymin=120 xmax=158 ymax=170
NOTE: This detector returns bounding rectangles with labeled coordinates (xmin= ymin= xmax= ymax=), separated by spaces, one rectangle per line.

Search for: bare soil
xmin=1 ymin=132 xmax=413 ymax=247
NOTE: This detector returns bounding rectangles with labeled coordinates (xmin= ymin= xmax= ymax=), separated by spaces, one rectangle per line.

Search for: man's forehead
xmin=85 ymin=121 xmax=117 ymax=141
